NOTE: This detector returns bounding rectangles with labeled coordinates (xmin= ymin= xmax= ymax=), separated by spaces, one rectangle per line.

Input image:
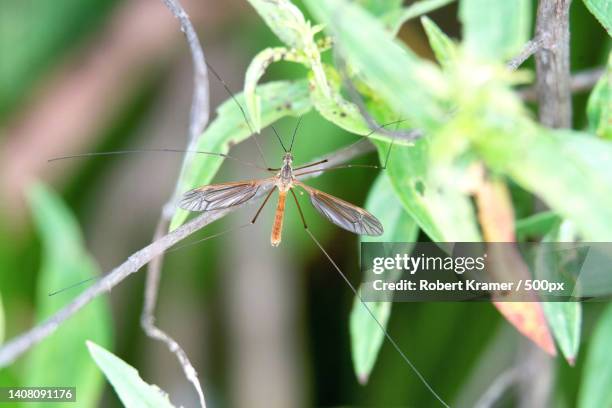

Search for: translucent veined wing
xmin=180 ymin=178 xmax=275 ymax=212
xmin=295 ymin=181 xmax=383 ymax=236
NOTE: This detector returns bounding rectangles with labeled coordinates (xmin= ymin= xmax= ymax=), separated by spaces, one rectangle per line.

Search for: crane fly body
xmin=179 ymin=149 xmax=384 ymax=247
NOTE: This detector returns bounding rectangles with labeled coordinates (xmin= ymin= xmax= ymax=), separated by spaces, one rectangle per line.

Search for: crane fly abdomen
xmin=271 ymin=190 xmax=287 ymax=247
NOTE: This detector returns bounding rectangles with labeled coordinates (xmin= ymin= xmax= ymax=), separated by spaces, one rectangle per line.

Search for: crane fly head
xmin=282 ymin=152 xmax=293 ymax=166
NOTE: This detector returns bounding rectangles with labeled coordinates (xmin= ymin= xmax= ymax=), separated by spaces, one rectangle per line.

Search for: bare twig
xmin=0 ymin=208 xmax=223 ymax=369
xmin=516 ymin=339 xmax=554 ymax=408
xmin=518 ymin=66 xmax=604 ymax=101
xmin=472 ymin=344 xmax=553 ymax=408
xmin=473 ymin=366 xmax=521 ymax=408
xmin=161 ymin=0 xmax=209 ymax=145
xmin=568 ymin=67 xmax=606 ymax=93
xmin=507 ymin=38 xmax=543 ymax=70
xmin=0 ymin=143 xmax=372 ymax=369
xmin=504 ymin=1 xmax=575 ymax=405
xmin=138 ymin=0 xmax=210 ymax=406
xmin=534 ymin=0 xmax=573 ymax=128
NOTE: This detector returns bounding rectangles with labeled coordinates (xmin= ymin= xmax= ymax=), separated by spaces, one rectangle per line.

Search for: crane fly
xmin=178 ymin=119 xmax=384 ymax=247
xmin=46 ymin=62 xmax=447 ymax=407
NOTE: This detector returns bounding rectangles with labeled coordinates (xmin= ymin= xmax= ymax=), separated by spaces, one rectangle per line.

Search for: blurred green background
xmin=0 ymin=0 xmax=610 ymax=407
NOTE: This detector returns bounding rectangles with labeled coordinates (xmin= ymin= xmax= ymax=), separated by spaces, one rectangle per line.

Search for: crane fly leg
xmin=290 ymin=188 xmax=307 ymax=229
xmin=251 ymin=187 xmax=276 ymax=224
xmin=294 ymin=163 xmax=380 ymax=177
xmin=293 ymin=159 xmax=328 ymax=171
xmin=171 ymin=186 xmax=276 ymax=254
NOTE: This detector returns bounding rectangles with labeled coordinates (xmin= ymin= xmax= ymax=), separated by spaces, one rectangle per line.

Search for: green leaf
xmin=350 ymin=300 xmax=391 ymax=385
xmin=307 ymin=65 xmax=408 ymax=144
xmin=244 ymin=47 xmax=307 ymax=133
xmin=475 ymin=128 xmax=612 ymax=241
xmin=303 ymin=0 xmax=447 ymax=131
xmin=25 ymin=183 xmax=112 ymax=408
xmin=87 ymin=341 xmax=175 ymax=408
xmin=398 ymin=0 xmax=455 ymax=22
xmin=354 ymin=0 xmax=403 ymax=17
xmin=421 ymin=16 xmax=459 ymax=69
xmin=384 ymin=0 xmax=456 ymax=35
xmin=583 ymin=0 xmax=612 ymax=36
xmin=541 ymin=291 xmax=581 ymax=365
xmin=380 ymin=140 xmax=481 ymax=241
xmin=305 ymin=0 xmax=513 ymax=243
xmin=459 ymin=0 xmax=532 ymax=60
xmin=308 ymin=69 xmax=370 ymax=136
xmin=578 ymin=303 xmax=612 ymax=408
xmin=587 ymin=52 xmax=611 ymax=139
xmin=170 ymin=80 xmax=312 ymax=230
xmin=246 ymin=0 xmax=315 ymax=49
xmin=515 ymin=211 xmax=561 ymax=241
xmin=245 ymin=0 xmax=331 ymax=124
xmin=361 ymin=174 xmax=419 ymax=245
xmin=350 ymin=173 xmax=418 ymax=384
xmin=0 ymin=291 xmax=4 ymax=345
xmin=537 ymin=222 xmax=582 ymax=365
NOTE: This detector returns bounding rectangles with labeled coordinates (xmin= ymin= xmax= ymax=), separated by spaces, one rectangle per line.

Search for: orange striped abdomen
xmin=271 ymin=191 xmax=287 ymax=247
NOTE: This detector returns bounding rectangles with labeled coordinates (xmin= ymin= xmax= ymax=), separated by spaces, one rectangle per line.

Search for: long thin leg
xmin=293 ymin=119 xmax=410 ymax=178
xmin=293 ymin=159 xmax=329 ymax=171
xmin=267 ymin=158 xmax=330 ymax=174
xmin=166 ymin=223 xmax=253 ymax=253
xmin=344 ymin=118 xmax=405 ymax=170
xmin=251 ymin=187 xmax=276 ymax=224
xmin=303 ymin=228 xmax=450 ymax=408
xmin=294 ymin=163 xmax=380 ymax=177
xmin=288 ymin=190 xmax=449 ymax=406
xmin=290 ymin=189 xmax=307 ymax=229
xmin=170 ymin=187 xmax=276 ymax=253
xmin=381 ymin=132 xmax=396 ymax=169
xmin=381 ymin=117 xmax=402 ymax=169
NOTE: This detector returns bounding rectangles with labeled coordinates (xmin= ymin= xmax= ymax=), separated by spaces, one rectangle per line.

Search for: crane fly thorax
xmin=276 ymin=152 xmax=294 ymax=192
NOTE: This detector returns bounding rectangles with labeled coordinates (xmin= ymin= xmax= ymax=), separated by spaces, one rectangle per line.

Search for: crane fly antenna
xmin=205 ymin=61 xmax=269 ymax=168
xmin=289 ymin=115 xmax=302 ymax=152
xmin=47 ymin=148 xmax=267 ymax=171
xmin=271 ymin=125 xmax=288 ymax=152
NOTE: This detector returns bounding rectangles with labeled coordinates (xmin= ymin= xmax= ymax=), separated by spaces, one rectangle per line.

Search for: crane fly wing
xmin=295 ymin=181 xmax=383 ymax=236
xmin=180 ymin=178 xmax=275 ymax=212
